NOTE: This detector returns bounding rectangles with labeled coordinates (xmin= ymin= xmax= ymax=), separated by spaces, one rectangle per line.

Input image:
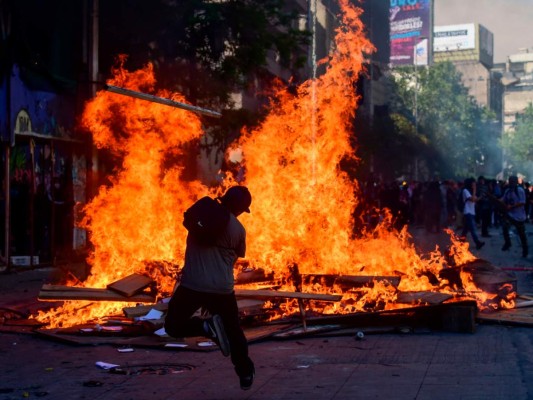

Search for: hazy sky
xmin=435 ymin=0 xmax=533 ymax=63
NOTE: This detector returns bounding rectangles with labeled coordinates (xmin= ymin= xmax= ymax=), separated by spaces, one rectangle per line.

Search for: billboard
xmin=389 ymin=0 xmax=433 ymax=66
xmin=433 ymin=23 xmax=494 ymax=68
xmin=478 ymin=24 xmax=494 ymax=67
xmin=434 ymin=24 xmax=476 ymax=52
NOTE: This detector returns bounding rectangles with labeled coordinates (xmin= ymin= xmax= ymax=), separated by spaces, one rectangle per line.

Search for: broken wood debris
xmin=478 ymin=306 xmax=533 ymax=326
xmin=282 ymin=300 xmax=478 ymax=334
xmin=395 ymin=291 xmax=453 ymax=305
xmin=440 ymin=259 xmax=517 ymax=295
xmin=34 ymin=322 xmax=296 ymax=349
xmin=510 ymin=300 xmax=533 ymax=309
xmin=122 ymin=299 xmax=266 ymax=319
xmin=38 ymin=284 xmax=156 ymax=303
xmin=234 ymin=288 xmax=342 ymax=302
xmin=38 ymin=273 xmax=157 ymax=302
xmin=24 ymin=262 xmax=526 ymax=350
xmin=107 ymin=273 xmax=154 ymax=297
xmin=302 ymin=274 xmax=401 ymax=289
xmin=123 ymin=303 xmax=168 ymax=318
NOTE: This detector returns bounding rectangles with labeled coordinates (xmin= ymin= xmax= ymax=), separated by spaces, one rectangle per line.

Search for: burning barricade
xmin=17 ymin=1 xmax=520 ymax=346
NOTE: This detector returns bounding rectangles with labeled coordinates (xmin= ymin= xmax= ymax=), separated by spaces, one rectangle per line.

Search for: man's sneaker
xmin=240 ymin=368 xmax=255 ymax=390
xmin=204 ymin=315 xmax=230 ymax=357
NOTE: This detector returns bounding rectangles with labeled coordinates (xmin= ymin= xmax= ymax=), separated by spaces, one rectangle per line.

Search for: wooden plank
xmin=34 ymin=328 xmax=218 ymax=351
xmin=396 ymin=291 xmax=453 ymax=305
xmin=478 ymin=307 xmax=533 ymax=326
xmin=312 ymin=325 xmax=413 ymax=337
xmin=290 ymin=300 xmax=477 ymax=333
xmin=336 ymin=275 xmax=401 ymax=288
xmin=515 ymin=300 xmax=533 ymax=309
xmin=431 ymin=304 xmax=477 ymax=333
xmin=107 ymin=273 xmax=153 ymax=297
xmin=122 ymin=298 xmax=266 ymax=319
xmin=442 ymin=260 xmax=517 ymax=291
xmin=37 ymin=323 xmax=294 ymax=348
xmin=38 ymin=288 xmax=155 ymax=303
xmin=123 ymin=303 xmax=169 ymax=318
xmin=34 ymin=323 xmax=293 ymax=350
xmin=42 ymin=285 xmax=337 ymax=303
xmin=273 ymin=324 xmax=346 ymax=339
xmin=41 ymin=284 xmax=110 ymax=293
xmin=235 ymin=268 xmax=274 ymax=284
xmin=235 ymin=289 xmax=342 ymax=302
xmin=237 ymin=299 xmax=266 ymax=316
xmin=243 ymin=323 xmax=295 ymax=342
xmin=302 ymin=274 xmax=401 ymax=288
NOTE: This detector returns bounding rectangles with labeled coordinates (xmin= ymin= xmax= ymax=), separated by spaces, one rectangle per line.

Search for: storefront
xmin=0 ymin=64 xmax=90 ymax=271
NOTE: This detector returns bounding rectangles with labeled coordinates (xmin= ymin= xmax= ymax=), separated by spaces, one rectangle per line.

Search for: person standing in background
xmin=476 ymin=176 xmax=492 ymax=237
xmin=500 ymin=176 xmax=528 ymax=258
xmin=460 ymin=177 xmax=485 ymax=250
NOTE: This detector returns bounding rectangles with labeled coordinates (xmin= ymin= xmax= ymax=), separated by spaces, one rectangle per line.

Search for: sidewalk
xmin=0 ymin=223 xmax=533 ymax=400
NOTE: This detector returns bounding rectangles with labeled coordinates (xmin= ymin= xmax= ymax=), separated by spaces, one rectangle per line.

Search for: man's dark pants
xmin=164 ymin=285 xmax=254 ymax=378
xmin=502 ymin=216 xmax=528 ymax=256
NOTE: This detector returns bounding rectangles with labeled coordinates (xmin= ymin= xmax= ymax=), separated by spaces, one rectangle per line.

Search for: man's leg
xmin=514 ymin=220 xmax=528 ymax=257
xmin=460 ymin=214 xmax=468 ymax=237
xmin=501 ymin=217 xmax=512 ymax=251
xmin=164 ymin=286 xmax=205 ymax=338
xmin=465 ymin=214 xmax=483 ymax=248
xmin=481 ymin=209 xmax=491 ymax=236
xmin=206 ymin=293 xmax=254 ymax=384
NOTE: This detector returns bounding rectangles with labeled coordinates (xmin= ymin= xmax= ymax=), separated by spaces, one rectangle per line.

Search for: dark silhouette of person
xmin=476 ymin=176 xmax=492 ymax=237
xmin=500 ymin=176 xmax=528 ymax=258
xmin=424 ymin=177 xmax=443 ymax=233
xmin=164 ymin=186 xmax=255 ymax=390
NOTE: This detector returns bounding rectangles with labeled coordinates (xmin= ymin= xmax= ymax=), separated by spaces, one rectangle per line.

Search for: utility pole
xmin=413 ymin=37 xmax=428 ymax=181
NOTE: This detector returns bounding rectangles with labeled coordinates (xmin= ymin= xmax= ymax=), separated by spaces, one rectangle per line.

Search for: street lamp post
xmin=413 ymin=36 xmax=428 ymax=132
xmin=413 ymin=37 xmax=428 ymax=181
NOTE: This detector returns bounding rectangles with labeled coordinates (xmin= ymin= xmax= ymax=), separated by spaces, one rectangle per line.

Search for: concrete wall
xmin=503 ymin=85 xmax=533 ymax=132
xmin=453 ymin=61 xmax=491 ymax=107
xmin=502 ymin=53 xmax=533 ymax=132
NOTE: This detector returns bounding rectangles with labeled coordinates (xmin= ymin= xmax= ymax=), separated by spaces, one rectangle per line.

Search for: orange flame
xmin=35 ymin=1 xmax=510 ymax=328
xmin=445 ymin=228 xmax=477 ymax=266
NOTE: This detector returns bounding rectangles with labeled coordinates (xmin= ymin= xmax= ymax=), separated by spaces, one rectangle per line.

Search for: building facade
xmin=433 ymin=23 xmax=495 ymax=109
xmin=499 ymin=51 xmax=533 ymax=133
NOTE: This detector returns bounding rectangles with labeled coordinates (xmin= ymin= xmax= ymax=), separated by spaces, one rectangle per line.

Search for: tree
xmin=389 ymin=61 xmax=498 ymax=179
xmin=101 ymin=0 xmax=309 ymax=103
xmin=501 ymin=102 xmax=533 ymax=177
xmin=99 ymin=0 xmax=310 ymax=170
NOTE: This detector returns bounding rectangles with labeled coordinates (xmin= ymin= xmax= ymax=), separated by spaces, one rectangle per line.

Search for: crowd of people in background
xmin=360 ymin=175 xmax=533 ymax=258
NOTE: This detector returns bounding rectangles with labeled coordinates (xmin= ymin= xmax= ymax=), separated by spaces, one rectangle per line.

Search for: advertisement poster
xmin=390 ymin=0 xmax=433 ymax=66
xmin=434 ymin=24 xmax=476 ymax=53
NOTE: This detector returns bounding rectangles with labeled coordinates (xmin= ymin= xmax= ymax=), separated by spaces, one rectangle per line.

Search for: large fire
xmin=35 ymin=1 xmax=513 ymax=328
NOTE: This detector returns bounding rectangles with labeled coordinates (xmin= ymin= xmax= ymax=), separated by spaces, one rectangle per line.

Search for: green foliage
xmin=99 ymin=0 xmax=310 ymax=163
xmin=389 ymin=61 xmax=498 ymax=179
xmin=501 ymin=103 xmax=533 ymax=174
xmin=100 ymin=0 xmax=310 ymax=107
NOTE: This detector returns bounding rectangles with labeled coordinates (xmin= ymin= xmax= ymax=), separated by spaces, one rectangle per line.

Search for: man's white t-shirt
xmin=463 ymin=189 xmax=476 ymax=215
